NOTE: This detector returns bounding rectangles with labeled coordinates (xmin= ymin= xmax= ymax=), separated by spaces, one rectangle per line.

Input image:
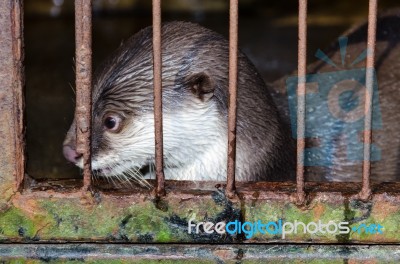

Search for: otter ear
xmin=187 ymin=72 xmax=215 ymax=102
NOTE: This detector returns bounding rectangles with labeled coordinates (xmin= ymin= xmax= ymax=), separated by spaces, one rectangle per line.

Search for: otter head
xmin=63 ymin=21 xmax=295 ymax=184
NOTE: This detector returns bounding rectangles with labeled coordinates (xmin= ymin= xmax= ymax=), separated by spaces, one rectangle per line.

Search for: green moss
xmin=318 ymin=206 xmax=345 ymax=223
xmin=7 ymin=259 xmax=32 ymax=264
xmin=37 ymin=199 xmax=125 ymax=239
xmin=122 ymin=203 xmax=172 ymax=241
xmin=155 ymin=228 xmax=172 ymax=242
xmin=34 ymin=198 xmax=192 ymax=242
xmin=376 ymin=211 xmax=400 ymax=240
xmin=244 ymin=201 xmax=283 ymax=239
xmin=236 ymin=261 xmax=343 ymax=264
xmin=0 ymin=192 xmax=397 ymax=242
xmin=59 ymin=260 xmax=214 ymax=264
xmin=0 ymin=207 xmax=36 ymax=239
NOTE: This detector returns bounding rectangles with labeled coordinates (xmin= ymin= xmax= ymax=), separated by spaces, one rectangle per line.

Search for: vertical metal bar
xmin=360 ymin=0 xmax=378 ymax=200
xmin=226 ymin=0 xmax=239 ymax=198
xmin=75 ymin=0 xmax=92 ymax=190
xmin=12 ymin=0 xmax=25 ymax=190
xmin=152 ymin=0 xmax=165 ymax=196
xmin=296 ymin=0 xmax=307 ymax=204
xmin=0 ymin=0 xmax=25 ymax=192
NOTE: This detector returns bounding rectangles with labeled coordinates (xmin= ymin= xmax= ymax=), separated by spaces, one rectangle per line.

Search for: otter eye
xmin=103 ymin=115 xmax=121 ymax=132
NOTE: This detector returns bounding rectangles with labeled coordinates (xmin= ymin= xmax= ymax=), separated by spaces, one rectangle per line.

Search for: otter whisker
xmin=149 ymin=160 xmax=154 ymax=180
xmin=125 ymin=166 xmax=152 ymax=189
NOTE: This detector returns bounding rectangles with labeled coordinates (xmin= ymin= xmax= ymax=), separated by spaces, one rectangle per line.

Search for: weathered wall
xmin=0 ymin=0 xmax=24 ymax=198
xmin=0 ymin=182 xmax=397 ymax=244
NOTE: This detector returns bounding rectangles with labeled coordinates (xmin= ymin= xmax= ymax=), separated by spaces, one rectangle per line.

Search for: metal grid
xmin=72 ymin=0 xmax=379 ymax=201
xmin=3 ymin=0 xmax=400 ymax=246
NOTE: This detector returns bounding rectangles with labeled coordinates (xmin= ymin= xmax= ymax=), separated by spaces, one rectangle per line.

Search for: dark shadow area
xmin=24 ymin=0 xmax=400 ymax=180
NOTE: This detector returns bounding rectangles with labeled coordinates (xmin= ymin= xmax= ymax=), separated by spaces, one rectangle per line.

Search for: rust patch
xmin=12 ymin=193 xmax=40 ymax=216
xmin=371 ymin=199 xmax=399 ymax=222
xmin=74 ymin=0 xmax=92 ymax=190
xmin=313 ymin=203 xmax=326 ymax=219
xmin=0 ymin=0 xmax=25 ymax=197
xmin=213 ymin=249 xmax=236 ymax=260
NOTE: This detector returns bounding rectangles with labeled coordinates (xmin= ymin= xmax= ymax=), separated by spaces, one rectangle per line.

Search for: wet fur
xmin=64 ymin=21 xmax=296 ymax=183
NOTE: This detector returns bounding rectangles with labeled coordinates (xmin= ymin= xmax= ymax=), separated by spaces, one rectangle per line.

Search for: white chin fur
xmin=77 ymin=104 xmax=229 ymax=182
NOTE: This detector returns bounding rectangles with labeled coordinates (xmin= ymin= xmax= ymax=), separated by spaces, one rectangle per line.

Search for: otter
xmin=63 ymin=21 xmax=296 ymax=184
xmin=64 ymin=11 xmax=400 ymax=185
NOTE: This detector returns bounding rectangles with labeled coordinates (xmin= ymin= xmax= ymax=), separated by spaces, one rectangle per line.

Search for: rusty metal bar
xmin=226 ymin=0 xmax=239 ymax=198
xmin=296 ymin=0 xmax=307 ymax=204
xmin=152 ymin=0 xmax=165 ymax=196
xmin=0 ymin=0 xmax=25 ymax=192
xmin=360 ymin=0 xmax=378 ymax=200
xmin=12 ymin=0 xmax=25 ymax=190
xmin=74 ymin=0 xmax=92 ymax=190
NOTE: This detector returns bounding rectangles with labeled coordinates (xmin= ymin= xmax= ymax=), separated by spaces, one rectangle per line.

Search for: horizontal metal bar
xmin=27 ymin=179 xmax=400 ymax=195
xmin=0 ymin=244 xmax=399 ymax=261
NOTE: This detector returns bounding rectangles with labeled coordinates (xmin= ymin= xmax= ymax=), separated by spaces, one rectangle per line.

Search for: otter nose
xmin=63 ymin=145 xmax=82 ymax=164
